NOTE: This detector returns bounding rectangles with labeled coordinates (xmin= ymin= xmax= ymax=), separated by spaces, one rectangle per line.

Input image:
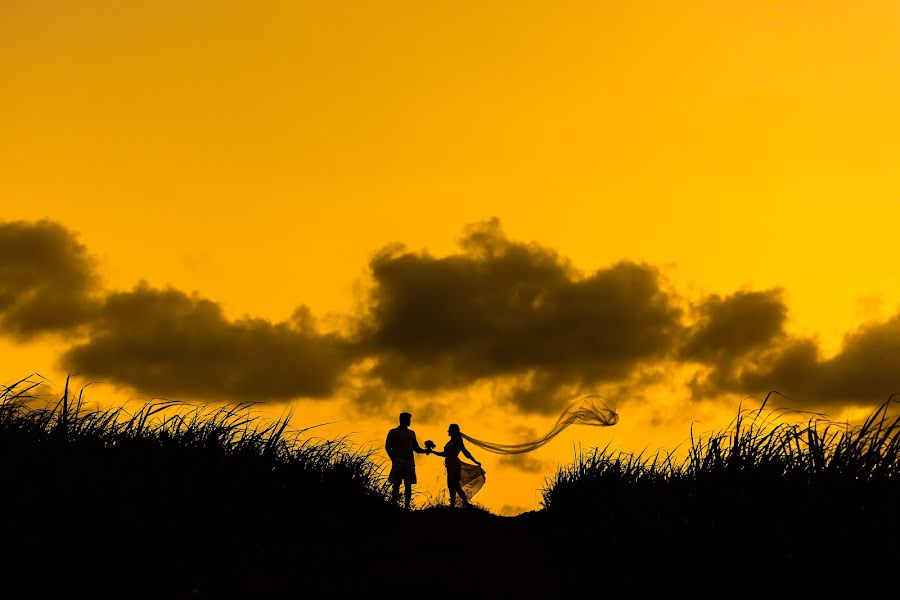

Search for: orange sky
xmin=3 ymin=1 xmax=900 ymax=514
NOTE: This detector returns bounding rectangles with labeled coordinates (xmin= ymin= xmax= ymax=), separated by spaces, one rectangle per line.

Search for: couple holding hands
xmin=385 ymin=412 xmax=483 ymax=510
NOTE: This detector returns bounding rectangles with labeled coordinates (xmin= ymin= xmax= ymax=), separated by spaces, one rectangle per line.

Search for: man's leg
xmin=404 ymin=482 xmax=412 ymax=510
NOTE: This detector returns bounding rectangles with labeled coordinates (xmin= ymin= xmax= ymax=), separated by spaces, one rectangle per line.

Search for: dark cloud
xmin=352 ymin=382 xmax=393 ymax=417
xmin=358 ymin=219 xmax=684 ymax=414
xmin=348 ymin=381 xmax=450 ymax=423
xmin=498 ymin=454 xmax=548 ymax=474
xmin=680 ymin=287 xmax=900 ymax=408
xmin=0 ymin=219 xmax=100 ymax=338
xmin=61 ymin=284 xmax=356 ymax=402
xmin=16 ymin=217 xmax=900 ymax=414
xmin=695 ymin=311 xmax=900 ymax=408
xmin=680 ymin=289 xmax=787 ymax=365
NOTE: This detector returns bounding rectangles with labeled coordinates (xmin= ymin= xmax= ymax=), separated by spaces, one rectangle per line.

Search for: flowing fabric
xmin=461 ymin=395 xmax=618 ymax=455
xmin=459 ymin=462 xmax=486 ymax=498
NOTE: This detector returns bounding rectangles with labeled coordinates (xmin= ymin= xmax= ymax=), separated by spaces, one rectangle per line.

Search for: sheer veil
xmin=455 ymin=396 xmax=618 ymax=500
xmin=461 ymin=395 xmax=618 ymax=455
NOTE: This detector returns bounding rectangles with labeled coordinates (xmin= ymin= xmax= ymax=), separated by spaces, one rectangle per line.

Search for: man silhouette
xmin=385 ymin=412 xmax=430 ymax=509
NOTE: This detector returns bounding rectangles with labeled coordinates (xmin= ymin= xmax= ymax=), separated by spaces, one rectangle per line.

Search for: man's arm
xmin=411 ymin=431 xmax=429 ymax=454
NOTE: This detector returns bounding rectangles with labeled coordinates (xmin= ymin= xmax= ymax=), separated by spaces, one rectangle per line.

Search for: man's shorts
xmin=388 ymin=458 xmax=417 ymax=485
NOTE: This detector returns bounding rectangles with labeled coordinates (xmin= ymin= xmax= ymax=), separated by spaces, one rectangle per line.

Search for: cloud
xmin=352 ymin=381 xmax=394 ymax=416
xmin=358 ymin=219 xmax=684 ymax=414
xmin=498 ymin=454 xmax=548 ymax=474
xmin=680 ymin=289 xmax=787 ymax=366
xmin=685 ymin=292 xmax=900 ymax=408
xmin=61 ymin=283 xmax=357 ymax=402
xmin=700 ymin=312 xmax=900 ymax=408
xmin=0 ymin=219 xmax=100 ymax=338
xmin=347 ymin=380 xmax=451 ymax=423
xmin=15 ymin=217 xmax=900 ymax=414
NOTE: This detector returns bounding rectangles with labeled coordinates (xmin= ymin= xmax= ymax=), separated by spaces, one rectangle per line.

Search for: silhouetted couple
xmin=385 ymin=412 xmax=481 ymax=510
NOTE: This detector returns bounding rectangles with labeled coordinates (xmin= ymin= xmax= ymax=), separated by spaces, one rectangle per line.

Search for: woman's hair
xmin=448 ymin=423 xmax=461 ymax=436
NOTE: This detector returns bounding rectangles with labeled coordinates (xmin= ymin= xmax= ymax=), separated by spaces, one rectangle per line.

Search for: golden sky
xmin=3 ymin=1 xmax=900 ymax=514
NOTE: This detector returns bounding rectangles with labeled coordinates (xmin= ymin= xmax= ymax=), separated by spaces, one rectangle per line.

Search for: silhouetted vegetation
xmin=541 ymin=392 xmax=900 ymax=589
xmin=0 ymin=375 xmax=394 ymax=597
xmin=1 ymin=379 xmax=896 ymax=597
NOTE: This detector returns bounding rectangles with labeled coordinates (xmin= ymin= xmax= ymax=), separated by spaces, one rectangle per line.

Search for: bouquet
xmin=424 ymin=440 xmax=436 ymax=453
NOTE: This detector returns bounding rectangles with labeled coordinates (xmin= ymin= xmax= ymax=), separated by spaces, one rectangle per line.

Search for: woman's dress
xmin=443 ymin=437 xmax=486 ymax=498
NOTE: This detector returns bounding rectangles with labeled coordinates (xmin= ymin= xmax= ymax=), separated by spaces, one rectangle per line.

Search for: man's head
xmin=399 ymin=412 xmax=412 ymax=427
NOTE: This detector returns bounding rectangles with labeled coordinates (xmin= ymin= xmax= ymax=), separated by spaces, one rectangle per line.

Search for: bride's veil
xmin=461 ymin=395 xmax=618 ymax=455
xmin=454 ymin=396 xmax=618 ymax=500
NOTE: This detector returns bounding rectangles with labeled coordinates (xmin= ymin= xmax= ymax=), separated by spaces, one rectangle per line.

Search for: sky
xmin=3 ymin=1 xmax=900 ymax=515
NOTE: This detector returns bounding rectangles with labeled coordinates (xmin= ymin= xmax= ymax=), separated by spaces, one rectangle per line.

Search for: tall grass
xmin=542 ymin=392 xmax=900 ymax=541
xmin=0 ymin=374 xmax=397 ymax=596
xmin=0 ymin=373 xmax=391 ymax=510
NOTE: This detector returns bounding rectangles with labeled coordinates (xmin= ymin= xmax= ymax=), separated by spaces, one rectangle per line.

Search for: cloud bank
xmin=4 ymin=217 xmax=900 ymax=412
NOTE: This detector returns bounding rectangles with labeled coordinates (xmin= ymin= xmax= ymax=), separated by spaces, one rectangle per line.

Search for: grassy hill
xmin=1 ymin=377 xmax=897 ymax=597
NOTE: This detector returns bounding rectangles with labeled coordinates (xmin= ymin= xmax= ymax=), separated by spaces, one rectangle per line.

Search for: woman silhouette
xmin=429 ymin=423 xmax=482 ymax=508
